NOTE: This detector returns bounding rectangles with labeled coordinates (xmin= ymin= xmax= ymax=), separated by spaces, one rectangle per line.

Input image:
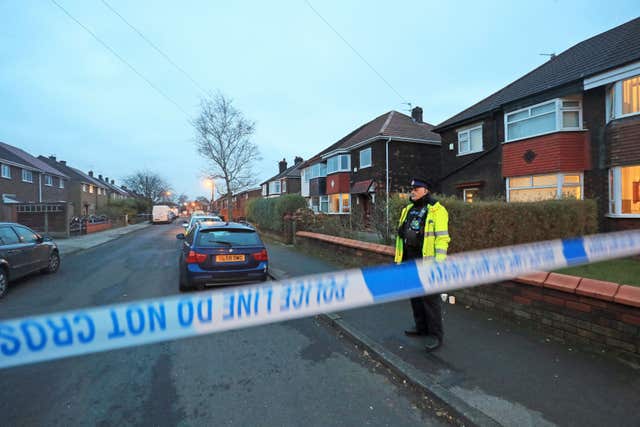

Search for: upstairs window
xmin=622 ymin=75 xmax=640 ymax=115
xmin=82 ymin=184 xmax=87 ymax=192
xmin=1 ymin=164 xmax=10 ymax=179
xmin=505 ymin=98 xmax=582 ymax=142
xmin=359 ymin=148 xmax=372 ymax=168
xmin=44 ymin=175 xmax=53 ymax=186
xmin=21 ymin=169 xmax=33 ymax=183
xmin=327 ymin=154 xmax=350 ymax=174
xmin=59 ymin=179 xmax=65 ymax=189
xmin=457 ymin=125 xmax=483 ymax=155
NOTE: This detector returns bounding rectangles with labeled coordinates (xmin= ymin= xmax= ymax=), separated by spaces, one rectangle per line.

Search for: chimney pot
xmin=294 ymin=156 xmax=303 ymax=165
xmin=98 ymin=174 xmax=103 ymax=180
xmin=411 ymin=106 xmax=423 ymax=123
xmin=59 ymin=160 xmax=66 ymax=166
xmin=88 ymin=171 xmax=94 ymax=177
xmin=49 ymin=155 xmax=56 ymax=162
xmin=111 ymin=179 xmax=115 ymax=185
xmin=278 ymin=158 xmax=288 ymax=173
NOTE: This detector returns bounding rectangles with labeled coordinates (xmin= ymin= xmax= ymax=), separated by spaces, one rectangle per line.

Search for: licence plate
xmin=216 ymin=254 xmax=245 ymax=262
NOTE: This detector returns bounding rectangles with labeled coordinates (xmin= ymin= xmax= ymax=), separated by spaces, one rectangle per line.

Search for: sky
xmin=0 ymin=1 xmax=637 ymax=200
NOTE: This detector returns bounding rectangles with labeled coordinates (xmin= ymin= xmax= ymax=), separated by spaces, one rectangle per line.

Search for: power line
xmin=305 ymin=0 xmax=409 ymax=105
xmin=100 ymin=0 xmax=208 ymax=96
xmin=49 ymin=0 xmax=190 ymax=118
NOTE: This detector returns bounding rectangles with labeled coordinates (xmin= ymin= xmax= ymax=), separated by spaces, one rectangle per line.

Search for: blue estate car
xmin=176 ymin=221 xmax=268 ymax=291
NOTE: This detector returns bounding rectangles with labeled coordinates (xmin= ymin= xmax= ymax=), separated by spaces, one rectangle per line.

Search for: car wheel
xmin=0 ymin=269 xmax=7 ymax=298
xmin=179 ymin=270 xmax=190 ymax=292
xmin=42 ymin=251 xmax=60 ymax=274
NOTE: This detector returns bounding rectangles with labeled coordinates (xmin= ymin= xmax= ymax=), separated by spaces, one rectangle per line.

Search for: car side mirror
xmin=43 ymin=235 xmax=53 ymax=242
xmin=36 ymin=236 xmax=44 ymax=244
xmin=176 ymin=233 xmax=185 ymax=240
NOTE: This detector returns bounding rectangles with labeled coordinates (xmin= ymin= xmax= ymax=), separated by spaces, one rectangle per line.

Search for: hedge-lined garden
xmin=246 ymin=195 xmax=307 ymax=232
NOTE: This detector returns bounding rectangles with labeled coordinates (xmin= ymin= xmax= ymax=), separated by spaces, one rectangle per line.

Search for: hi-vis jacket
xmin=394 ymin=201 xmax=451 ymax=264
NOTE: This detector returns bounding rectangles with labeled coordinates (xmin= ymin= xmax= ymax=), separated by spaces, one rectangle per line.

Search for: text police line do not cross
xmin=1 ymin=230 xmax=639 ymax=369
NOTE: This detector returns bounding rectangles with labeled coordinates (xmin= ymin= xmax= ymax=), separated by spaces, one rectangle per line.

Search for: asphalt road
xmin=0 ymin=223 xmax=450 ymax=426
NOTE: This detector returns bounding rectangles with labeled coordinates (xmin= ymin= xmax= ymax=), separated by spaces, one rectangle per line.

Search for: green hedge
xmin=247 ymin=195 xmax=307 ymax=232
xmin=440 ymin=197 xmax=598 ymax=253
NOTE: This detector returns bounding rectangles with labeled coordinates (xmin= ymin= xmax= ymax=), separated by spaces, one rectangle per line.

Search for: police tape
xmin=1 ymin=230 xmax=640 ymax=369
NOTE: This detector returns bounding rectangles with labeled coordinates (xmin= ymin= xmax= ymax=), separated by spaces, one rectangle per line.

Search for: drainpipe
xmin=38 ymin=173 xmax=42 ymax=203
xmin=386 ymin=137 xmax=391 ymax=238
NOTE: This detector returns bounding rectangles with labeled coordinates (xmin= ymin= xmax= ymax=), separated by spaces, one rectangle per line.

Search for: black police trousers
xmin=410 ymin=294 xmax=443 ymax=340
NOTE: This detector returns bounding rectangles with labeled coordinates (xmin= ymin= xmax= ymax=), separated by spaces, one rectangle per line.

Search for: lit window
xmin=622 ymin=76 xmax=640 ymax=115
xmin=328 ymin=193 xmax=350 ymax=213
xmin=609 ymin=165 xmax=640 ymax=215
xmin=359 ymin=148 xmax=372 ymax=168
xmin=1 ymin=164 xmax=10 ymax=179
xmin=463 ymin=188 xmax=479 ymax=203
xmin=44 ymin=175 xmax=53 ymax=186
xmin=457 ymin=125 xmax=483 ymax=155
xmin=89 ymin=185 xmax=94 ymax=194
xmin=507 ymin=173 xmax=582 ymax=202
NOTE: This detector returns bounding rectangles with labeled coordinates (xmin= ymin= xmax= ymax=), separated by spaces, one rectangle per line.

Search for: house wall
xmin=0 ymin=164 xmax=39 ymax=202
xmin=326 ymin=173 xmax=350 ymax=194
xmin=41 ymin=176 xmax=68 ymax=202
xmin=309 ymin=177 xmax=326 ymax=196
xmin=439 ymin=113 xmax=505 ymax=199
xmin=285 ymin=178 xmax=301 ymax=195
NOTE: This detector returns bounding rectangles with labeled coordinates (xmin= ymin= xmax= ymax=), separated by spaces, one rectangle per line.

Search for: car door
xmin=12 ymin=225 xmax=47 ymax=274
xmin=0 ymin=226 xmax=29 ymax=278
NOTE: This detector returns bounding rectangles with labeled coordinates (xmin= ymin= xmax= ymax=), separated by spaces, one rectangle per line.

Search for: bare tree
xmin=177 ymin=193 xmax=189 ymax=206
xmin=123 ymin=170 xmax=171 ymax=204
xmin=192 ymin=92 xmax=261 ymax=220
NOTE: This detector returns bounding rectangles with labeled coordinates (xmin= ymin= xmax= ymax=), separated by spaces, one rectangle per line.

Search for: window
xmin=269 ymin=181 xmax=281 ymax=194
xmin=457 ymin=125 xmax=483 ymax=155
xmin=262 ymin=184 xmax=267 ymax=196
xmin=609 ymin=165 xmax=640 ymax=216
xmin=44 ymin=175 xmax=53 ymax=186
xmin=463 ymin=188 xmax=479 ymax=203
xmin=196 ymin=229 xmax=261 ymax=247
xmin=0 ymin=227 xmax=20 ymax=245
xmin=1 ymin=164 xmax=10 ymax=179
xmin=622 ymin=76 xmax=640 ymax=115
xmin=21 ymin=169 xmax=33 ymax=183
xmin=359 ymin=148 xmax=372 ymax=168
xmin=320 ymin=195 xmax=329 ymax=213
xmin=89 ymin=185 xmax=94 ymax=194
xmin=282 ymin=180 xmax=287 ymax=193
xmin=13 ymin=226 xmax=39 ymax=244
xmin=505 ymin=98 xmax=582 ymax=142
xmin=307 ymin=163 xmax=327 ymax=180
xmin=59 ymin=179 xmax=64 ymax=189
xmin=328 ymin=193 xmax=350 ymax=214
xmin=507 ymin=173 xmax=582 ymax=202
xmin=327 ymin=154 xmax=350 ymax=174
xmin=82 ymin=184 xmax=87 ymax=192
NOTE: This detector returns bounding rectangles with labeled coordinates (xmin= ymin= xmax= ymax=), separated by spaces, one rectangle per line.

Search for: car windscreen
xmin=196 ymin=229 xmax=262 ymax=247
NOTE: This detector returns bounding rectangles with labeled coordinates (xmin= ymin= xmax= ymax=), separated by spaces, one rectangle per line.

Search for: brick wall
xmin=293 ymin=230 xmax=640 ymax=365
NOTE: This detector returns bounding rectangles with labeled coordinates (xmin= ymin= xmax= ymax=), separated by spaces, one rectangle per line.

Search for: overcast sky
xmin=0 ymin=1 xmax=637 ymax=200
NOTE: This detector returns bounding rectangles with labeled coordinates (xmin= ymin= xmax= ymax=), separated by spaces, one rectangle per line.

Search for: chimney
xmin=122 ymin=185 xmax=127 ymax=190
xmin=111 ymin=179 xmax=115 ymax=185
xmin=294 ymin=156 xmax=303 ymax=165
xmin=59 ymin=160 xmax=66 ymax=166
xmin=411 ymin=106 xmax=423 ymax=123
xmin=49 ymin=155 xmax=57 ymax=162
xmin=88 ymin=171 xmax=94 ymax=177
xmin=278 ymin=158 xmax=287 ymax=173
xmin=98 ymin=174 xmax=103 ymax=181
xmin=105 ymin=177 xmax=109 ymax=183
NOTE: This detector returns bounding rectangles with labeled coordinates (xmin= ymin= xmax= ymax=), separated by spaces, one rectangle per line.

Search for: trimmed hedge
xmin=247 ymin=195 xmax=307 ymax=232
xmin=441 ymin=197 xmax=598 ymax=253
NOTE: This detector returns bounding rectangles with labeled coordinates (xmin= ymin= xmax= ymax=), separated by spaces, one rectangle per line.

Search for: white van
xmin=152 ymin=205 xmax=172 ymax=224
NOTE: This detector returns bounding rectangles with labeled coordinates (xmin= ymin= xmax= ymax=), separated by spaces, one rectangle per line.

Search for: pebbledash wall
xmin=294 ymin=231 xmax=640 ymax=365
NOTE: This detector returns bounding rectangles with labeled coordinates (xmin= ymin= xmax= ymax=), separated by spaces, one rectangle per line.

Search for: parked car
xmin=0 ymin=223 xmax=60 ymax=298
xmin=152 ymin=205 xmax=173 ymax=224
xmin=176 ymin=222 xmax=268 ymax=291
xmin=182 ymin=215 xmax=223 ymax=233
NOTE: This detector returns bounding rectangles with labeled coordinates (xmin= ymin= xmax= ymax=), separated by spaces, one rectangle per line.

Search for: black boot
xmin=424 ymin=335 xmax=442 ymax=351
xmin=404 ymin=327 xmax=427 ymax=337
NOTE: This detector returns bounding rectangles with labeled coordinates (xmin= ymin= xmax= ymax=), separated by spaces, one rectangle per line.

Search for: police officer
xmin=395 ymin=178 xmax=450 ymax=351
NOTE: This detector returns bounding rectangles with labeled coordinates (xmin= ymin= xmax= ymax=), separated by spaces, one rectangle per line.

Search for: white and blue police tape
xmin=1 ymin=230 xmax=640 ymax=369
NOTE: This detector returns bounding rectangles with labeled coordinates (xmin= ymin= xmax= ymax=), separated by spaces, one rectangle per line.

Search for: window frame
xmin=1 ymin=164 xmax=11 ymax=179
xmin=504 ymin=98 xmax=583 ymax=143
xmin=463 ymin=188 xmax=479 ymax=203
xmin=328 ymin=193 xmax=350 ymax=214
xmin=44 ymin=175 xmax=53 ymax=186
xmin=607 ymin=76 xmax=640 ymax=122
xmin=21 ymin=169 xmax=33 ymax=183
xmin=359 ymin=147 xmax=372 ymax=169
xmin=327 ymin=154 xmax=350 ymax=174
xmin=268 ymin=180 xmax=281 ymax=194
xmin=608 ymin=165 xmax=640 ymax=218
xmin=59 ymin=179 xmax=65 ymax=189
xmin=457 ymin=124 xmax=483 ymax=156
xmin=506 ymin=172 xmax=583 ymax=202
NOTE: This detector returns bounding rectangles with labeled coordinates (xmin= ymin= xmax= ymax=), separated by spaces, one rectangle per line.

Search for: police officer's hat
xmin=410 ymin=177 xmax=432 ymax=189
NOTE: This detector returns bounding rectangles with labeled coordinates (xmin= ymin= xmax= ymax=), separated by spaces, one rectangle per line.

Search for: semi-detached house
xmin=432 ymin=17 xmax=640 ymax=230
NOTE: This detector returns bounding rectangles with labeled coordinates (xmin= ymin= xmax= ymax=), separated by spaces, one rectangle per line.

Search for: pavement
xmin=266 ymin=239 xmax=640 ymax=427
xmin=55 ymin=222 xmax=152 ymax=255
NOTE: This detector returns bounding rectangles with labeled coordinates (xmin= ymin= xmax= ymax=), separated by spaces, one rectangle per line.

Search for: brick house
xmin=38 ymin=156 xmax=110 ymax=216
xmin=260 ymin=157 xmax=304 ymax=198
xmin=432 ymin=17 xmax=640 ymax=230
xmin=300 ymin=107 xmax=441 ymax=219
xmin=213 ymin=187 xmax=261 ymax=220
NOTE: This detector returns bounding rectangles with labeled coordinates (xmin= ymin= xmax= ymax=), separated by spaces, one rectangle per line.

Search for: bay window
xmin=609 ymin=165 xmax=640 ymax=216
xmin=328 ymin=193 xmax=350 ymax=214
xmin=507 ymin=173 xmax=582 ymax=202
xmin=505 ymin=98 xmax=582 ymax=142
xmin=269 ymin=181 xmax=281 ymax=194
xmin=606 ymin=75 xmax=640 ymax=121
xmin=327 ymin=154 xmax=350 ymax=174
